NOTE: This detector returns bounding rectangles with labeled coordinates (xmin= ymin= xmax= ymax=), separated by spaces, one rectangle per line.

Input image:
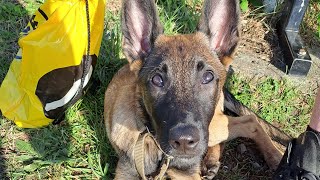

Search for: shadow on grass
xmin=0 ymin=0 xmax=29 ymax=178
xmin=80 ymin=84 xmax=119 ymax=179
xmin=1 ymin=0 xmax=101 ymax=178
xmin=0 ymin=1 xmax=29 ymax=83
xmin=3 ymin=115 xmax=72 ymax=179
xmin=75 ymin=9 xmax=127 ymax=178
xmin=0 ymin=0 xmax=125 ymax=178
xmin=21 ymin=123 xmax=72 ymax=177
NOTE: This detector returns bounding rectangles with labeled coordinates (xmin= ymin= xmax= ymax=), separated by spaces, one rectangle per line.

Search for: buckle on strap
xmin=134 ymin=131 xmax=174 ymax=180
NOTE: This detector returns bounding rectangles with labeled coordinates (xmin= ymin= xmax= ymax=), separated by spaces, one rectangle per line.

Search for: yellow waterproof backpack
xmin=0 ymin=0 xmax=106 ymax=128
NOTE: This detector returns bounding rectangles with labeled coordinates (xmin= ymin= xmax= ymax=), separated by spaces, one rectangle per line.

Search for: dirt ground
xmin=234 ymin=14 xmax=320 ymax=93
xmin=233 ymin=44 xmax=320 ymax=93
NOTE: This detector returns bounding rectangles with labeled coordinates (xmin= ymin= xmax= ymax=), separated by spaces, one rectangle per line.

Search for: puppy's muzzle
xmin=169 ymin=125 xmax=200 ymax=153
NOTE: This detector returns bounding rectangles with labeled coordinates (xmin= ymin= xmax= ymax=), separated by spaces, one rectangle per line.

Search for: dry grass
xmin=301 ymin=0 xmax=320 ymax=48
xmin=238 ymin=1 xmax=320 ymax=66
xmin=238 ymin=13 xmax=282 ymax=63
xmin=215 ymin=139 xmax=274 ymax=180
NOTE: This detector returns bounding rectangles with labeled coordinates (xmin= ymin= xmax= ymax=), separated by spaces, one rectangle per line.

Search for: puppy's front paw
xmin=201 ymin=160 xmax=221 ymax=180
xmin=264 ymin=150 xmax=282 ymax=170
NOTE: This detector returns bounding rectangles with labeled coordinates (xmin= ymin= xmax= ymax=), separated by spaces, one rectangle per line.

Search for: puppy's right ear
xmin=121 ymin=0 xmax=163 ymax=64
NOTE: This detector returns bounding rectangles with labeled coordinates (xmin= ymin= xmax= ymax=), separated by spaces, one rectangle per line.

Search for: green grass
xmin=226 ymin=76 xmax=315 ymax=137
xmin=0 ymin=0 xmax=319 ymax=179
xmin=0 ymin=0 xmax=27 ymax=83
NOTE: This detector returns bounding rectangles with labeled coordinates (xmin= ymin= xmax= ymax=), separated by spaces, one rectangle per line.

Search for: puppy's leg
xmin=114 ymin=158 xmax=139 ymax=180
xmin=202 ymin=143 xmax=225 ymax=179
xmin=167 ymin=168 xmax=202 ymax=180
xmin=207 ymin=114 xmax=283 ymax=170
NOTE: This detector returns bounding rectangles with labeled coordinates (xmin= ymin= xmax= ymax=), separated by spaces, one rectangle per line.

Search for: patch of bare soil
xmin=238 ymin=14 xmax=283 ymax=64
xmin=214 ymin=139 xmax=274 ymax=180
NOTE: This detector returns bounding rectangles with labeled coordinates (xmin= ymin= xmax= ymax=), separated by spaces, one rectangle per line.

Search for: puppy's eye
xmin=151 ymin=74 xmax=164 ymax=87
xmin=202 ymin=71 xmax=214 ymax=84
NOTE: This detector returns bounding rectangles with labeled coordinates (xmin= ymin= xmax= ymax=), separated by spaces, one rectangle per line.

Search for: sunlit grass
xmin=0 ymin=0 xmax=318 ymax=179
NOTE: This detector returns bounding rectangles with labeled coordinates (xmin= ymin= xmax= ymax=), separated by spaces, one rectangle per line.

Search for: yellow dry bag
xmin=0 ymin=0 xmax=106 ymax=128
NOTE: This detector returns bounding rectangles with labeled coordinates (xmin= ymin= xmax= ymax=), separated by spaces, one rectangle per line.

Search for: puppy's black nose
xmin=169 ymin=126 xmax=200 ymax=152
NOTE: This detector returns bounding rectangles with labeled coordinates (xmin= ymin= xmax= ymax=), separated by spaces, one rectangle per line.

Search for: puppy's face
xmin=138 ymin=33 xmax=226 ymax=169
xmin=121 ymin=0 xmax=239 ymax=172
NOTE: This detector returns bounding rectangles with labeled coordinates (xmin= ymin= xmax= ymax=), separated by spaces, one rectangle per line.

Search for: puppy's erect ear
xmin=121 ymin=0 xmax=163 ymax=64
xmin=198 ymin=0 xmax=240 ymax=66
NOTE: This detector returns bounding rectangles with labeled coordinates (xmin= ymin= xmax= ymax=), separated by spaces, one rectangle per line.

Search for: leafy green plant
xmin=240 ymin=0 xmax=249 ymax=12
xmin=240 ymin=0 xmax=263 ymax=12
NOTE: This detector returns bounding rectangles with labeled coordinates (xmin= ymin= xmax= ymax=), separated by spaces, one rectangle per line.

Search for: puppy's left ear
xmin=198 ymin=0 xmax=240 ymax=67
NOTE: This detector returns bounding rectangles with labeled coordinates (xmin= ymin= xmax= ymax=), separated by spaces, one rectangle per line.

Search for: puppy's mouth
xmin=167 ymin=148 xmax=203 ymax=158
xmin=167 ymin=153 xmax=203 ymax=170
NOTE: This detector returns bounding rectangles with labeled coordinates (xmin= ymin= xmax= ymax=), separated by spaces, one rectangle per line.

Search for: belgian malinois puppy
xmin=104 ymin=0 xmax=290 ymax=179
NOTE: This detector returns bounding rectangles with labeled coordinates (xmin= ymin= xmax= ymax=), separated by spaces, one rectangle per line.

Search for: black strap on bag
xmin=53 ymin=0 xmax=91 ymax=124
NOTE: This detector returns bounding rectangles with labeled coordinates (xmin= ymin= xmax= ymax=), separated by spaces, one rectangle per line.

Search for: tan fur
xmin=155 ymin=33 xmax=227 ymax=92
xmin=104 ymin=33 xmax=284 ymax=179
xmin=204 ymin=93 xmax=283 ymax=171
xmin=104 ymin=0 xmax=290 ymax=178
xmin=167 ymin=168 xmax=202 ymax=180
xmin=221 ymin=56 xmax=234 ymax=69
xmin=105 ymin=64 xmax=163 ymax=179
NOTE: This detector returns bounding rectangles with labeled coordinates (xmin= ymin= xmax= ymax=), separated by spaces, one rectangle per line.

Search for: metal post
xmin=277 ymin=0 xmax=312 ymax=76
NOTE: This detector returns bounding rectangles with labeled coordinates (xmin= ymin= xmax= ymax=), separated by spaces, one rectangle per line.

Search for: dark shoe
xmin=273 ymin=127 xmax=320 ymax=180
